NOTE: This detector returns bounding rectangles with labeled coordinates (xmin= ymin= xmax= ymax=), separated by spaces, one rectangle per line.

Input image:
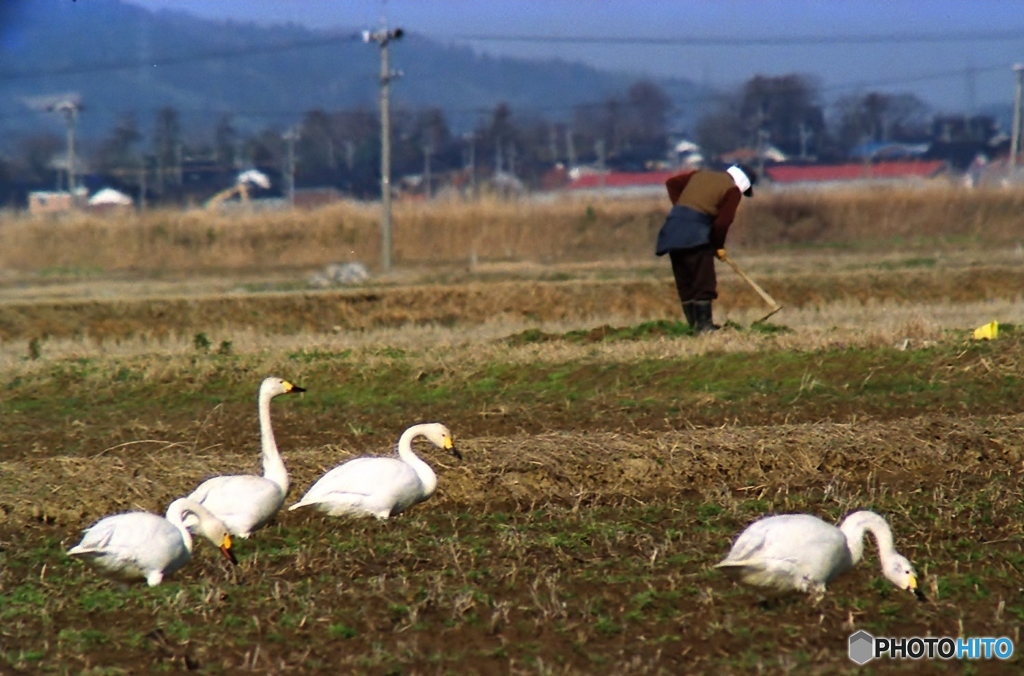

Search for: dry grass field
xmin=1 ymin=188 xmax=1023 ymax=674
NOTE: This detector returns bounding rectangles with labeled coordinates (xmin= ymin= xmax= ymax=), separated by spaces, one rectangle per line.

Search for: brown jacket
xmin=665 ymin=170 xmax=742 ymax=249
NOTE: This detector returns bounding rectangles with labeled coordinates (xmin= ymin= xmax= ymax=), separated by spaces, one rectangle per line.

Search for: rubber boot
xmin=682 ymin=302 xmax=696 ymax=329
xmin=693 ymin=301 xmax=720 ymax=333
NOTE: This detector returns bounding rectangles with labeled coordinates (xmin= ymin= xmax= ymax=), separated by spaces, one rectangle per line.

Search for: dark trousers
xmin=669 ymin=245 xmax=718 ymax=304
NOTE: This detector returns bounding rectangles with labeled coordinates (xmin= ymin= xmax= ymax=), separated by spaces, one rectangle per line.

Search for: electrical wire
xmin=442 ymin=29 xmax=1024 ymax=47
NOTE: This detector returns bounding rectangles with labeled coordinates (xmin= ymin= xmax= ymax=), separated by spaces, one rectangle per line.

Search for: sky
xmin=108 ymin=1 xmax=1024 ymax=114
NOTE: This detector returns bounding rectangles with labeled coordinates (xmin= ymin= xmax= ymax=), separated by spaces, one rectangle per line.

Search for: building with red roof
xmin=765 ymin=160 xmax=946 ymax=188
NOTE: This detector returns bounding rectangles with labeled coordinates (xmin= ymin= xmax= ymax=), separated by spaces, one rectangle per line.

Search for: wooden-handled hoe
xmin=720 ymin=253 xmax=783 ymax=324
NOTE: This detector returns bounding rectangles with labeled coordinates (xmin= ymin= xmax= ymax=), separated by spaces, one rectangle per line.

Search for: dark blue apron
xmin=655 ymin=205 xmax=713 ymax=256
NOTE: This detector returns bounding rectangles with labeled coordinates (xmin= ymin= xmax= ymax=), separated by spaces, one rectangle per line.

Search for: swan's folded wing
xmin=69 ymin=521 xmax=118 ymax=555
xmin=716 ymin=522 xmax=771 ymax=567
xmin=295 ymin=457 xmax=417 ymax=503
xmin=68 ymin=513 xmax=181 ymax=572
xmin=70 ymin=512 xmax=158 ymax=553
xmin=188 ymin=475 xmax=284 ymax=527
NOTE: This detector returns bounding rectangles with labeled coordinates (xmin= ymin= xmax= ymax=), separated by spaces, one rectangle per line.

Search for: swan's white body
xmin=715 ymin=511 xmax=923 ymax=599
xmin=290 ymin=423 xmax=459 ymax=520
xmin=187 ymin=377 xmax=304 ymax=538
xmin=68 ymin=498 xmax=235 ymax=586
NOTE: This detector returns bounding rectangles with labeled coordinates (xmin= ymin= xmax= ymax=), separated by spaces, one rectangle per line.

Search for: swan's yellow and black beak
xmin=444 ymin=437 xmax=463 ymax=460
xmin=284 ymin=381 xmax=306 ymax=394
xmin=908 ymin=574 xmax=926 ymax=602
xmin=220 ymin=535 xmax=238 ymax=565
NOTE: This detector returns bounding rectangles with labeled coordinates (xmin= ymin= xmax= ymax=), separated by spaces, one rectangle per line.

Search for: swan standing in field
xmin=715 ymin=510 xmax=926 ymax=600
xmin=187 ymin=377 xmax=305 ymax=538
xmin=67 ymin=498 xmax=237 ymax=587
xmin=289 ymin=422 xmax=461 ymax=519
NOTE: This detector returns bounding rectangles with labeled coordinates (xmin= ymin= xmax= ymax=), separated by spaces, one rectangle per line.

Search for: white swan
xmin=187 ymin=376 xmax=305 ymax=538
xmin=715 ymin=511 xmax=925 ymax=600
xmin=289 ymin=422 xmax=460 ymax=519
xmin=68 ymin=497 xmax=237 ymax=587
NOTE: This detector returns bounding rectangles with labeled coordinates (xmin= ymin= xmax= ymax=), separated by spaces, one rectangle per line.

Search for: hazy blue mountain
xmin=0 ymin=0 xmax=709 ymax=147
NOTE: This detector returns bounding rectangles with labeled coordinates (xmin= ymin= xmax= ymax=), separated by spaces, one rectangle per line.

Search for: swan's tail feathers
xmin=714 ymin=559 xmax=741 ymax=568
xmin=67 ymin=546 xmax=103 ymax=559
xmin=713 ymin=558 xmax=762 ymax=573
xmin=289 ymin=492 xmax=377 ymax=517
xmin=288 ymin=497 xmax=326 ymax=512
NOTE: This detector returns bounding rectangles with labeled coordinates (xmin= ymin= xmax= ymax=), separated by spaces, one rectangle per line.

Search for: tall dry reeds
xmin=1 ymin=185 xmax=1021 ymax=274
xmin=735 ymin=184 xmax=1024 ymax=247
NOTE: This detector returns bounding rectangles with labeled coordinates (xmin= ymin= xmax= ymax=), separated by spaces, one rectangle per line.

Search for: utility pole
xmin=283 ymin=127 xmax=299 ymax=207
xmin=798 ymin=122 xmax=812 ymax=161
xmin=463 ymin=132 xmax=476 ymax=198
xmin=1010 ymin=64 xmax=1024 ymax=176
xmin=48 ymin=99 xmax=82 ymax=204
xmin=422 ymin=141 xmax=433 ymax=200
xmin=595 ymin=138 xmax=606 ymax=195
xmin=364 ymin=24 xmax=404 ymax=273
xmin=139 ymin=160 xmax=147 ymax=213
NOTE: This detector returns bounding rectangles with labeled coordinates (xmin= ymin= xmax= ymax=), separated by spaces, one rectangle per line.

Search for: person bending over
xmin=655 ymin=163 xmax=757 ymax=332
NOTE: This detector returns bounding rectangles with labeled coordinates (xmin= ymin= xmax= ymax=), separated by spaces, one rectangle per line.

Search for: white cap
xmin=726 ymin=165 xmax=752 ymax=195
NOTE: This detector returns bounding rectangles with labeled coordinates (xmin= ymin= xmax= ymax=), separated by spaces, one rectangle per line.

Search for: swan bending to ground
xmin=715 ymin=510 xmax=926 ymax=600
xmin=289 ymin=422 xmax=460 ymax=519
xmin=68 ymin=498 xmax=237 ymax=586
xmin=187 ymin=377 xmax=305 ymax=538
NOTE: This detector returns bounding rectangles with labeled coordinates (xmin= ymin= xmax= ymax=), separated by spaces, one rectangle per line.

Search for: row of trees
xmin=697 ymin=74 xmax=931 ymax=160
xmin=1 ymin=74 xmax=934 ymax=202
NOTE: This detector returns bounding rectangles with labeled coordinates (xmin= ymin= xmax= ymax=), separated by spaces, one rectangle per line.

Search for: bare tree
xmin=832 ymin=91 xmax=930 ymax=152
xmin=152 ymin=105 xmax=181 ymax=192
xmin=15 ymin=133 xmax=64 ymax=184
xmin=214 ymin=114 xmax=238 ymax=169
xmin=93 ymin=113 xmax=142 ymax=175
xmin=625 ymin=80 xmax=673 ymax=148
xmin=738 ymin=74 xmax=824 ymax=156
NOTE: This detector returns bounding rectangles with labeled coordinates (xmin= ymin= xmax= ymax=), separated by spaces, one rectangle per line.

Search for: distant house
xmin=85 ymin=187 xmax=134 ymax=214
xmin=673 ymin=139 xmax=705 ymax=168
xmin=87 ymin=187 xmax=133 ymax=206
xmin=765 ymin=160 xmax=946 ymax=189
xmin=28 ymin=188 xmax=87 ymax=215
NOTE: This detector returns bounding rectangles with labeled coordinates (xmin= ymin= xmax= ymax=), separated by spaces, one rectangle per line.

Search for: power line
xmin=443 ymin=29 xmax=1024 ymax=47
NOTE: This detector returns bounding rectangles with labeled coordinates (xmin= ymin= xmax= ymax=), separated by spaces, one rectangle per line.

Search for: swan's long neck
xmin=840 ymin=511 xmax=897 ymax=567
xmin=397 ymin=424 xmax=437 ymax=497
xmin=165 ymin=499 xmax=196 ymax=553
xmin=258 ymin=390 xmax=289 ymax=493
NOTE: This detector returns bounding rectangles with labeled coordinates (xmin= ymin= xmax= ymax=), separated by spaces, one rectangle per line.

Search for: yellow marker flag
xmin=972 ymin=321 xmax=999 ymax=341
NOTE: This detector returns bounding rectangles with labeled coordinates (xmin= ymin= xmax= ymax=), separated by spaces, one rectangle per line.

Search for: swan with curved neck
xmin=187 ymin=377 xmax=304 ymax=538
xmin=715 ymin=510 xmax=925 ymax=600
xmin=68 ymin=497 xmax=237 ymax=587
xmin=289 ymin=422 xmax=460 ymax=520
